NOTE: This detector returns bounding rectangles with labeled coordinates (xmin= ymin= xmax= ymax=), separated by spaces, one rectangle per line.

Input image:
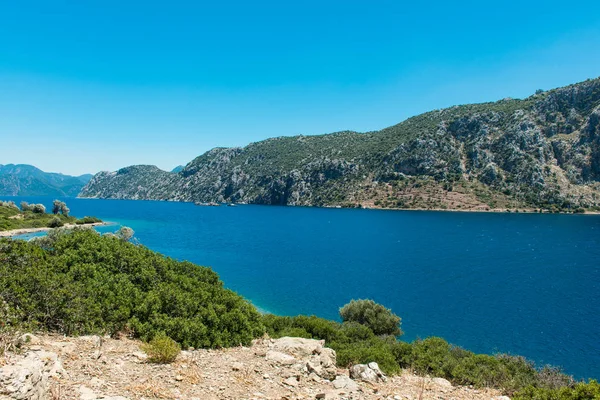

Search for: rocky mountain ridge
xmin=0 ymin=164 xmax=92 ymax=197
xmin=80 ymin=77 xmax=600 ymax=211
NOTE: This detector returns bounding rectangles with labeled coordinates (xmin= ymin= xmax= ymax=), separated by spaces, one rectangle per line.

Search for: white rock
xmin=265 ymin=350 xmax=296 ymax=365
xmin=332 ymin=375 xmax=359 ymax=391
xmin=319 ymin=347 xmax=336 ymax=367
xmin=131 ymin=351 xmax=147 ymax=360
xmin=349 ymin=362 xmax=387 ymax=383
xmin=19 ymin=333 xmax=41 ymax=346
xmin=432 ymin=377 xmax=453 ymax=388
xmin=232 ymin=362 xmax=244 ymax=371
xmin=79 ymin=385 xmax=98 ymax=400
xmin=307 ymin=360 xmax=336 ymax=381
xmin=270 ymin=337 xmax=324 ymax=357
xmin=308 ymin=372 xmax=322 ymax=382
xmin=0 ymin=350 xmax=60 ymax=400
xmin=283 ymin=376 xmax=299 ymax=387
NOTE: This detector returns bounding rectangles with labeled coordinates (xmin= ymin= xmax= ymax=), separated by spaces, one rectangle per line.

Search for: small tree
xmin=340 ymin=299 xmax=402 ymax=336
xmin=52 ymin=200 xmax=62 ymax=215
xmin=20 ymin=201 xmax=31 ymax=212
xmin=52 ymin=200 xmax=70 ymax=216
xmin=31 ymin=204 xmax=46 ymax=214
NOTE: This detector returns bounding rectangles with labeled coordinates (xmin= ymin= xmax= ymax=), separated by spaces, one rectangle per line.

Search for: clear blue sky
xmin=1 ymin=1 xmax=599 ymax=175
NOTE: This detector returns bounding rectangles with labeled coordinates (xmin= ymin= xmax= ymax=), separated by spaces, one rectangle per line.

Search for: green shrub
xmin=334 ymin=337 xmax=400 ymax=375
xmin=389 ymin=340 xmax=413 ymax=367
xmin=536 ymin=366 xmax=576 ymax=390
xmin=451 ymin=353 xmax=509 ymax=388
xmin=514 ymin=380 xmax=600 ymax=400
xmin=409 ymin=337 xmax=456 ymax=377
xmin=47 ymin=217 xmax=64 ymax=228
xmin=339 ymin=299 xmax=402 ymax=336
xmin=75 ymin=216 xmax=102 ymax=225
xmin=141 ymin=332 xmax=181 ymax=363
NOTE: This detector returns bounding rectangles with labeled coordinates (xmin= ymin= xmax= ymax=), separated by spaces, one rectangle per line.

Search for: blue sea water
xmin=2 ymin=196 xmax=599 ymax=379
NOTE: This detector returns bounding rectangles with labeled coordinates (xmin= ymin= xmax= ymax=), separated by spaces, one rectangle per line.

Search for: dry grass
xmin=176 ymin=364 xmax=203 ymax=385
xmin=125 ymin=379 xmax=176 ymax=399
xmin=0 ymin=330 xmax=20 ymax=358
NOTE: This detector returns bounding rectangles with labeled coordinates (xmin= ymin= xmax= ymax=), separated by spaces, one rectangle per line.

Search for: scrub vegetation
xmin=0 ymin=201 xmax=101 ymax=231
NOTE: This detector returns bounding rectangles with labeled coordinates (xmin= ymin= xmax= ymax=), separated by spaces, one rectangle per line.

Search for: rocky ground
xmin=0 ymin=333 xmax=509 ymax=400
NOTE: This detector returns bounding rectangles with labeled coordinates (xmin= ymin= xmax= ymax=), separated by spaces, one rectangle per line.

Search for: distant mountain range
xmin=80 ymin=77 xmax=600 ymax=211
xmin=0 ymin=164 xmax=93 ymax=197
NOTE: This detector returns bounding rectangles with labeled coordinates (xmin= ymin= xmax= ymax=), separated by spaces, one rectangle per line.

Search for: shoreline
xmin=0 ymin=222 xmax=112 ymax=238
xmin=74 ymin=196 xmax=600 ymax=215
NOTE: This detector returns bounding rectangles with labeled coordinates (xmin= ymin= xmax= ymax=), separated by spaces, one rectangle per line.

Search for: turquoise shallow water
xmin=2 ymin=196 xmax=600 ymax=379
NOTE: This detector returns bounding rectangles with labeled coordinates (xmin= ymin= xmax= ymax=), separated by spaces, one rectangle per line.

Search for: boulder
xmin=432 ymin=377 xmax=452 ymax=388
xmin=18 ymin=334 xmax=41 ymax=346
xmin=265 ymin=350 xmax=296 ymax=366
xmin=270 ymin=337 xmax=324 ymax=357
xmin=0 ymin=352 xmax=48 ymax=400
xmin=307 ymin=360 xmax=336 ymax=381
xmin=283 ymin=376 xmax=299 ymax=387
xmin=349 ymin=362 xmax=387 ymax=383
xmin=319 ymin=348 xmax=336 ymax=368
xmin=332 ymin=375 xmax=359 ymax=391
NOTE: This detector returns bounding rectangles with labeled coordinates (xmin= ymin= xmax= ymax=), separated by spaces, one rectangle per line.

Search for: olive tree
xmin=52 ymin=200 xmax=70 ymax=216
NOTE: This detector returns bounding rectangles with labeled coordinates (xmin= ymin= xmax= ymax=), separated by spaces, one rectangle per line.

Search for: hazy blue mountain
xmin=171 ymin=165 xmax=185 ymax=173
xmin=81 ymin=77 xmax=600 ymax=212
xmin=0 ymin=164 xmax=92 ymax=197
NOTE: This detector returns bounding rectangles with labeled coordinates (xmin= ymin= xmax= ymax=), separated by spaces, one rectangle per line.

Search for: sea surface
xmin=2 ymin=196 xmax=599 ymax=379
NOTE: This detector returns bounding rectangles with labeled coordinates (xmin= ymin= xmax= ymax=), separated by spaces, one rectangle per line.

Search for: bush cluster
xmin=0 ymin=201 xmax=77 ymax=231
xmin=262 ymin=307 xmax=589 ymax=397
xmin=513 ymin=380 xmax=600 ymax=400
xmin=0 ymin=229 xmax=264 ymax=348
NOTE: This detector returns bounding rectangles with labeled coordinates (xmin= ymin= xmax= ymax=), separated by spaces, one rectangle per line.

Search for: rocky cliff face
xmin=80 ymin=78 xmax=600 ymax=211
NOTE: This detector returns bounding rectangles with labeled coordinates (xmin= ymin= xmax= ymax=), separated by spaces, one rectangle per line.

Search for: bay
xmin=2 ymin=196 xmax=599 ymax=379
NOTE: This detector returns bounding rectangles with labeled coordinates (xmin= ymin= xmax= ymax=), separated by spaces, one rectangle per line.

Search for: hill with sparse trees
xmin=80 ymin=77 xmax=600 ymax=212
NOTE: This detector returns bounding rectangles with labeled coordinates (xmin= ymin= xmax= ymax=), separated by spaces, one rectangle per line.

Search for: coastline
xmin=0 ymin=221 xmax=112 ymax=238
xmin=75 ymin=195 xmax=600 ymax=215
xmin=360 ymin=205 xmax=600 ymax=215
